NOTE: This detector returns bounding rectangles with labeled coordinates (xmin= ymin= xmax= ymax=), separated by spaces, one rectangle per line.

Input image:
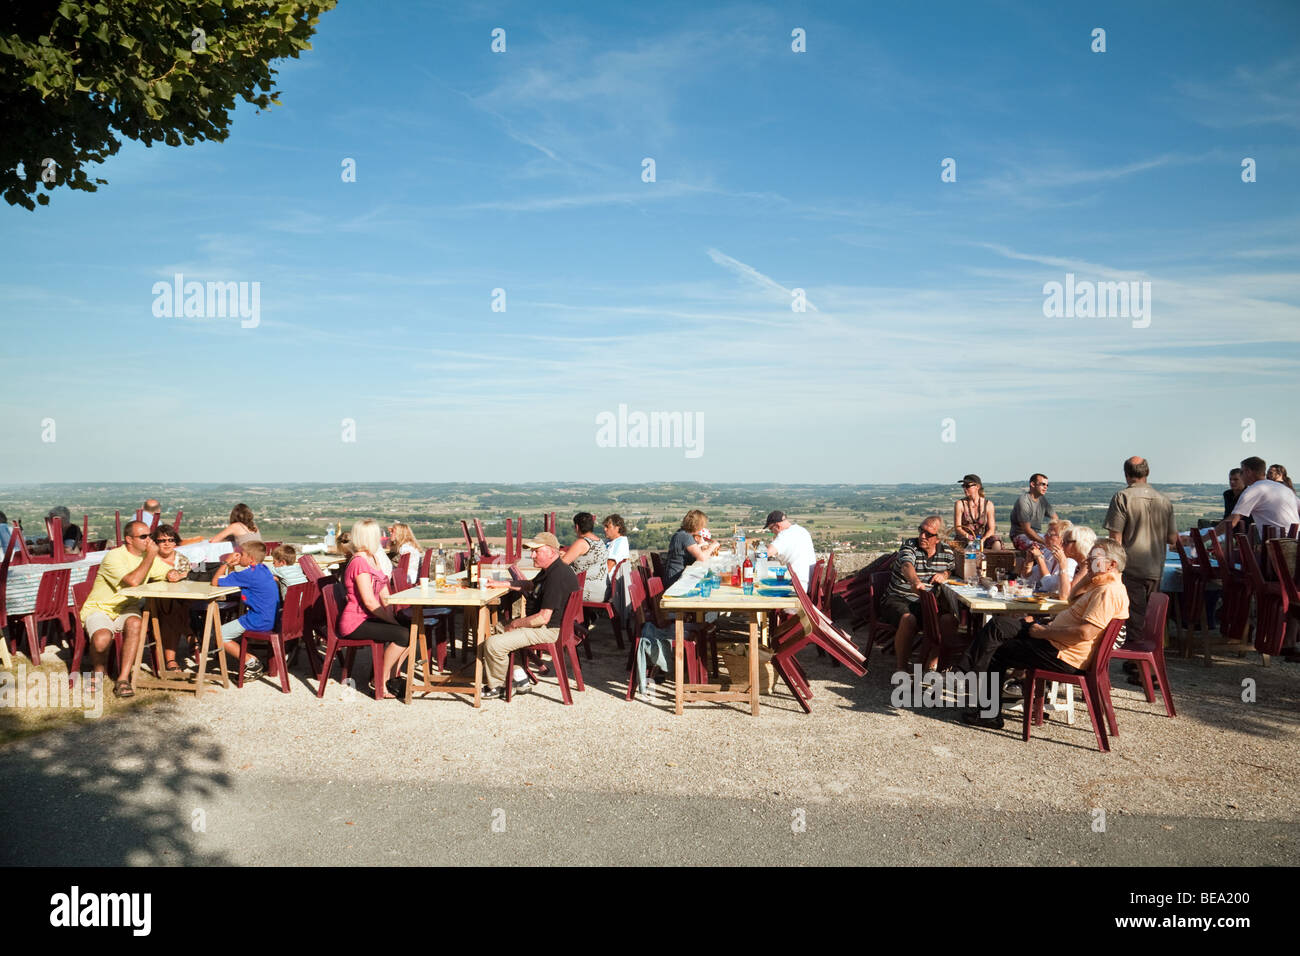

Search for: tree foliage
xmin=0 ymin=0 xmax=335 ymax=209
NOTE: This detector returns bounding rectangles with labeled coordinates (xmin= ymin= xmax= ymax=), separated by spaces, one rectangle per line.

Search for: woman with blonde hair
xmin=336 ymin=519 xmax=410 ymax=698
xmin=388 ymin=522 xmax=424 ymax=586
xmin=663 ymin=509 xmax=719 ymax=587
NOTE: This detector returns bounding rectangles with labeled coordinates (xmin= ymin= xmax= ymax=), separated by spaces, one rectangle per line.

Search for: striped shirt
xmin=887 ymin=538 xmax=955 ymax=601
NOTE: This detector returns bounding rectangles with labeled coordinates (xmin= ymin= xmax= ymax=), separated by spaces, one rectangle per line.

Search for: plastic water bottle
xmin=965 ymin=539 xmax=977 ymax=581
xmin=435 ymin=549 xmax=446 ymax=589
xmin=735 ymin=526 xmax=745 ymax=562
xmin=324 ymin=523 xmax=336 ymax=550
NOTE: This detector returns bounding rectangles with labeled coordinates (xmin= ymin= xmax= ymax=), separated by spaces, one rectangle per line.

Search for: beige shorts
xmin=83 ymin=610 xmax=141 ymax=637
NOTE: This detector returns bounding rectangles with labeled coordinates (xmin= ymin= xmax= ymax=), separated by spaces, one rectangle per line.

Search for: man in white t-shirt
xmin=764 ymin=510 xmax=816 ymax=587
xmin=1221 ymin=456 xmax=1300 ymax=534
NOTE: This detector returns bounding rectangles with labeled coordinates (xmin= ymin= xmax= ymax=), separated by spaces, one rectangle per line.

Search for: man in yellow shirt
xmin=81 ymin=520 xmax=183 ymax=697
xmin=958 ymin=539 xmax=1130 ymax=729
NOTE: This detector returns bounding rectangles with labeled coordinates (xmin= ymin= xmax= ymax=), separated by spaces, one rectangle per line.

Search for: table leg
xmin=405 ymin=609 xmax=420 ymax=704
xmin=748 ymin=614 xmax=760 ymax=717
xmin=149 ymin=603 xmax=168 ymax=680
xmin=674 ymin=616 xmax=684 ymax=716
xmin=474 ymin=605 xmax=488 ymax=709
xmin=132 ymin=604 xmax=153 ymax=687
xmin=213 ymin=601 xmax=230 ymax=689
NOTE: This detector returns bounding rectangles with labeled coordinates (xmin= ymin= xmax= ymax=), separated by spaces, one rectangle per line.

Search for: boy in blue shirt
xmin=212 ymin=540 xmax=279 ymax=682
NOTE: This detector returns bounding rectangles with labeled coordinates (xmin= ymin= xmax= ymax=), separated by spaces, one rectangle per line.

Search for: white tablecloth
xmin=4 ymin=541 xmax=233 ymax=617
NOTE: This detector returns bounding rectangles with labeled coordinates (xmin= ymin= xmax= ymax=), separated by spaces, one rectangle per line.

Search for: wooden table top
xmin=944 ymin=583 xmax=1068 ymax=615
xmin=387 ymin=583 xmax=514 ymax=607
xmin=120 ymin=581 xmax=242 ymax=601
xmin=661 ymin=582 xmax=800 ymax=612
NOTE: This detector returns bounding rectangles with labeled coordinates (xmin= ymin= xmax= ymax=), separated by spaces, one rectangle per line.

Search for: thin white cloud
xmin=706 ymin=248 xmax=818 ymax=312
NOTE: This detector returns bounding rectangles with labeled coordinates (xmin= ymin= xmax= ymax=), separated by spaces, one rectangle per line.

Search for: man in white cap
xmin=482 ymin=532 xmax=579 ymax=699
xmin=764 ymin=510 xmax=816 ymax=587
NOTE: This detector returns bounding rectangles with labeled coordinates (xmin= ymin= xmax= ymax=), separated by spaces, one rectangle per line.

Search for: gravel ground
xmin=1 ymin=620 xmax=1296 ymax=865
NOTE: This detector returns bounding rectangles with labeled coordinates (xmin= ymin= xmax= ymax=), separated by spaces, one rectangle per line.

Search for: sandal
xmin=164 ymin=659 xmax=184 ymax=674
xmin=112 ymin=680 xmax=135 ymax=699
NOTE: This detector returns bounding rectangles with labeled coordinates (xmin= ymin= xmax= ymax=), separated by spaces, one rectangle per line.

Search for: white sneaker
xmin=512 ymin=665 xmax=527 ymax=682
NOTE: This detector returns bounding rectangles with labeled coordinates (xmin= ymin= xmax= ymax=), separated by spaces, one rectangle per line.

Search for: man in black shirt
xmin=482 ymin=532 xmax=578 ymax=699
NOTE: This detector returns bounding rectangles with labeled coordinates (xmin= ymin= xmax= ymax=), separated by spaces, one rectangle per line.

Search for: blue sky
xmin=2 ymin=0 xmax=1298 ymax=485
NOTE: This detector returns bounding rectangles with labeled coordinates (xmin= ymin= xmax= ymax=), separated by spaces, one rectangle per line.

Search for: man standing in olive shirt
xmin=1104 ymin=457 xmax=1178 ymax=649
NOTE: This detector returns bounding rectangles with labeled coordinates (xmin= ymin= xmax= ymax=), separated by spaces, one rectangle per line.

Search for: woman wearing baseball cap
xmin=953 ymin=475 xmax=1002 ymax=550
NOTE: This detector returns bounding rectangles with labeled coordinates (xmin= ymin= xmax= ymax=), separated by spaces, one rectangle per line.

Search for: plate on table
xmin=760 ymin=577 xmax=789 ymax=587
xmin=758 ymin=586 xmax=795 ymax=597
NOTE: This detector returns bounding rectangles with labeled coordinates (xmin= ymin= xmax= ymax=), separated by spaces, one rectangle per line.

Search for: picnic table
xmin=120 ymin=580 xmax=240 ymax=697
xmin=943 ymin=582 xmax=1080 ymax=720
xmin=388 ymin=581 xmax=519 ymax=708
xmin=660 ymin=564 xmax=800 ymax=716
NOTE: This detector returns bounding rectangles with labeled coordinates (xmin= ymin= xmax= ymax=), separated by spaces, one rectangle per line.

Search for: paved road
xmin=3 ymin=769 xmax=1295 ymax=866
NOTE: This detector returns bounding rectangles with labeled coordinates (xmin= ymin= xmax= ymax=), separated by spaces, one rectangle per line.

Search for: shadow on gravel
xmin=0 ymin=704 xmax=233 ymax=866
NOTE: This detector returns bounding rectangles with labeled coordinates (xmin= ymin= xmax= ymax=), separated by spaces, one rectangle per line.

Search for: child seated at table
xmin=270 ymin=544 xmax=307 ymax=598
xmin=211 ymin=541 xmax=279 ymax=682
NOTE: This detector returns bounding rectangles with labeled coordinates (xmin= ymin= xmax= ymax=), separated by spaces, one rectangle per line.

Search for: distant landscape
xmin=1 ymin=482 xmax=1229 ymax=555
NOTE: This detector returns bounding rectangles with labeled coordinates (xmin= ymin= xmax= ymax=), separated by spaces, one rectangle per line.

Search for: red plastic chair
xmin=0 ymin=531 xmax=16 ymax=643
xmin=1238 ymin=533 xmax=1287 ymax=657
xmin=298 ymin=554 xmax=325 ymax=583
xmin=583 ymin=558 xmax=626 ymax=650
xmin=864 ymin=570 xmax=898 ymax=653
xmin=459 ymin=520 xmax=475 ymax=556
xmin=622 ymin=567 xmax=709 ymax=699
xmin=472 ymin=518 xmax=492 ymax=558
xmin=505 ymin=588 xmax=585 ymax=705
xmin=238 ymin=582 xmax=310 ymax=693
xmin=391 ymin=552 xmax=412 ymax=592
xmin=68 ymin=573 xmax=122 ymax=687
xmin=7 ymin=568 xmax=72 ymax=664
xmin=42 ymin=515 xmax=87 ymax=564
xmin=1171 ymin=534 xmax=1205 ymax=654
xmin=770 ymin=566 xmax=868 ymax=713
xmin=1110 ymin=592 xmax=1175 ymax=718
xmin=1191 ymin=527 xmax=1248 ymax=660
xmin=1266 ymin=539 xmax=1298 ymax=651
xmin=1022 ymin=617 xmax=1126 ymax=753
xmin=916 ymin=587 xmax=965 ymax=669
xmin=316 ymin=581 xmax=389 ymax=701
xmin=172 ymin=509 xmax=183 ymax=534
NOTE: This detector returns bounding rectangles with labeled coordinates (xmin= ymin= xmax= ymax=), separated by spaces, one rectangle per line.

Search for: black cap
xmin=764 ymin=510 xmax=786 ymax=528
xmin=959 ymin=474 xmax=982 ymax=486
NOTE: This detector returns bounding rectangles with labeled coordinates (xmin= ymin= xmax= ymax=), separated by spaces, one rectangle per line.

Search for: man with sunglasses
xmin=884 ymin=516 xmax=956 ymax=673
xmin=1009 ymin=473 xmax=1058 ymax=550
xmin=79 ymin=520 xmax=185 ymax=698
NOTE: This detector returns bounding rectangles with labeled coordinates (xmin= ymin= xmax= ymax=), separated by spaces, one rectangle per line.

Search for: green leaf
xmin=154 ymin=79 xmax=172 ymax=100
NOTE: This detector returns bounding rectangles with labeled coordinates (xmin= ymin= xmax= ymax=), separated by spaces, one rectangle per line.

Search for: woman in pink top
xmin=339 ymin=519 xmax=410 ymax=699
